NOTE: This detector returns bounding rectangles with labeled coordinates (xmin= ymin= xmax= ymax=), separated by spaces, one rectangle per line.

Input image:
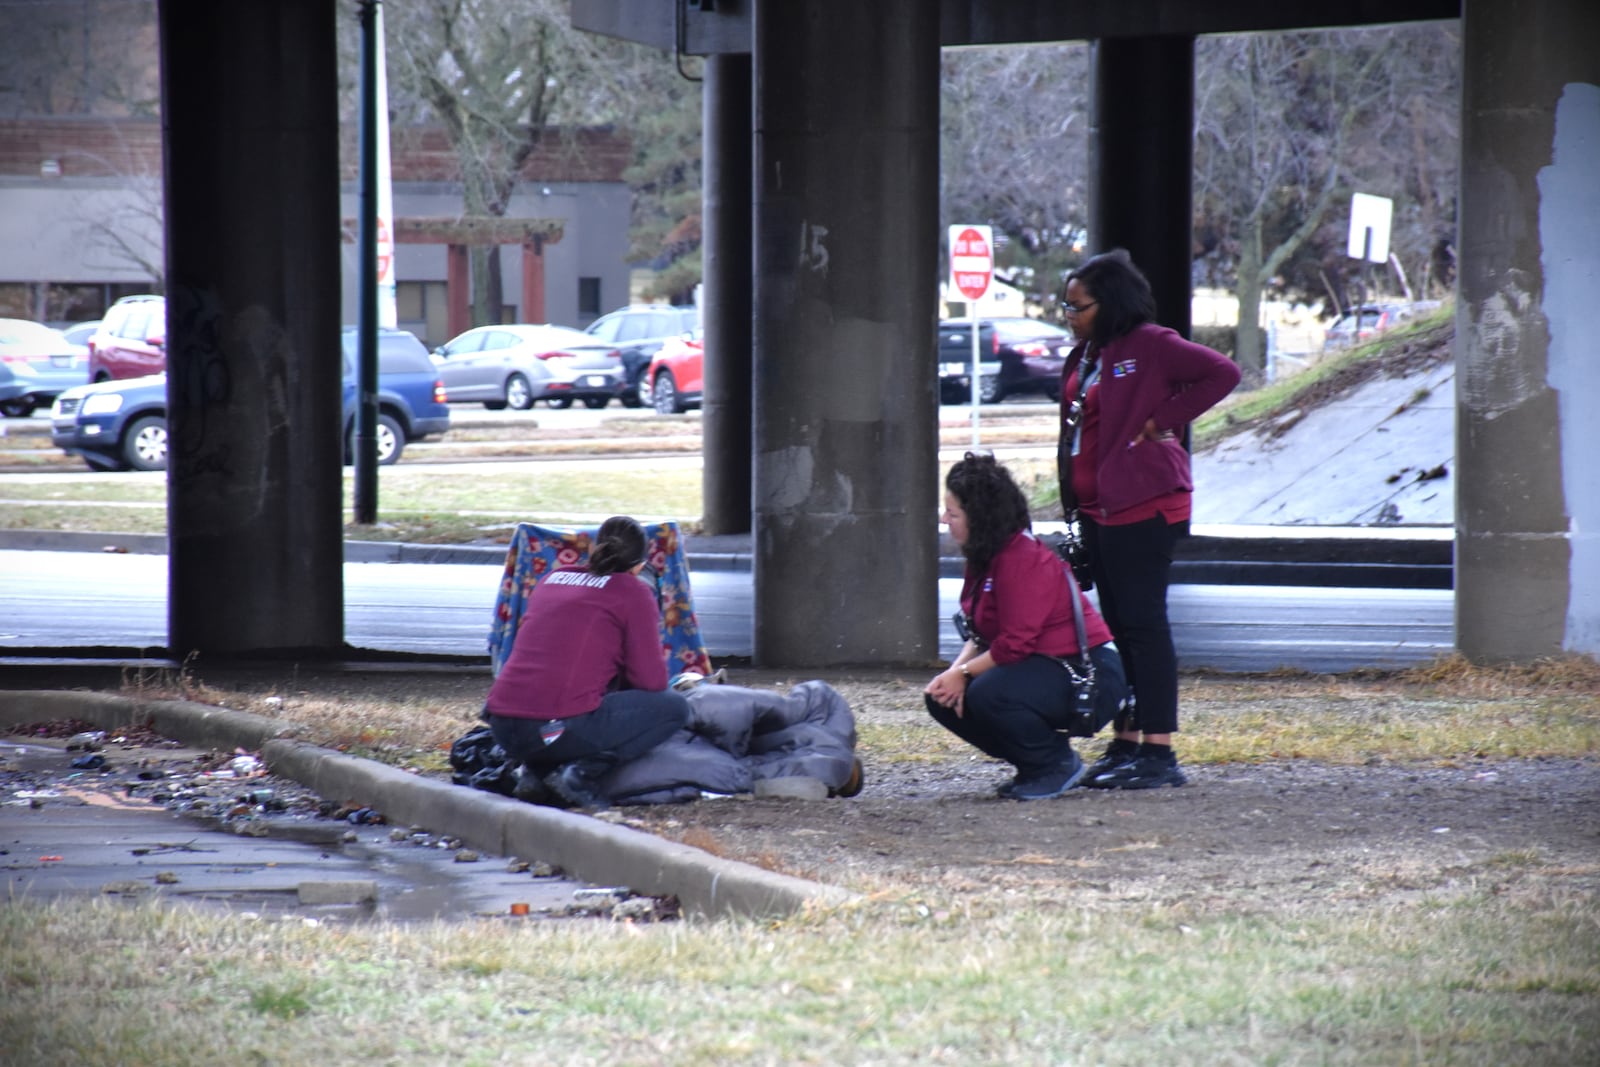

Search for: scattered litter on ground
xmin=2 ymin=717 xmax=680 ymax=923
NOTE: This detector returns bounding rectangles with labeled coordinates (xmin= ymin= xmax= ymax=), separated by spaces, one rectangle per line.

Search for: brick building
xmin=0 ymin=117 xmax=634 ymax=344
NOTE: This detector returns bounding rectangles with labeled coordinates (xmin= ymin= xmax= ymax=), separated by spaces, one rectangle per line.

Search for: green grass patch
xmin=0 ymin=481 xmax=166 ymax=503
xmin=2 ymin=884 xmax=1595 ymax=1065
xmin=1181 ymin=696 xmax=1600 ymax=765
xmin=0 ymin=466 xmax=708 ymax=540
xmin=0 ymin=503 xmax=168 ymax=534
xmin=1192 ymin=301 xmax=1456 ymax=450
xmin=341 ymin=465 xmax=703 ymax=519
xmin=856 ymin=720 xmax=971 ymax=763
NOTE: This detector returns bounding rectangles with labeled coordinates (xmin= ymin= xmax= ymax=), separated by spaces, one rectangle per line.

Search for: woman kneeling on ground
xmin=483 ymin=515 xmax=690 ymax=809
xmin=924 ymin=452 xmax=1130 ymax=801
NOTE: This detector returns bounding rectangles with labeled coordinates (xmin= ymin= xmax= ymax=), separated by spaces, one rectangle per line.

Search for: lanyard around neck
xmin=1069 ymin=345 xmax=1100 ymax=457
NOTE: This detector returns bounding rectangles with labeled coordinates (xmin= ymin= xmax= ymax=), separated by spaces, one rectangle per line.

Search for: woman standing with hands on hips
xmin=1057 ymin=250 xmax=1240 ymax=789
xmin=925 ymin=452 xmax=1130 ymax=801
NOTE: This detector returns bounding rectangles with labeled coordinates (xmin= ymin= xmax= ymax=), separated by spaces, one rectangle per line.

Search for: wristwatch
xmin=959 ymin=663 xmax=972 ymax=683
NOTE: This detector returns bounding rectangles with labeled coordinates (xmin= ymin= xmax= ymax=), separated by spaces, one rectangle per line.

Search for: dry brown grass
xmin=1394 ymin=651 xmax=1600 ymax=694
xmin=114 ymin=659 xmax=486 ymax=768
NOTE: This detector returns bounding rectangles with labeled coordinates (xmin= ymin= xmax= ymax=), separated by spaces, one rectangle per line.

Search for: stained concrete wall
xmin=751 ymin=1 xmax=941 ymax=666
xmin=162 ymin=0 xmax=345 ymax=657
xmin=1456 ymin=0 xmax=1600 ymax=660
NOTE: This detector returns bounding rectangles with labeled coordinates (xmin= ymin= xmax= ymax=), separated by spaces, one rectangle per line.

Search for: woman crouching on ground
xmin=482 ymin=515 xmax=689 ymax=809
xmin=924 ymin=452 xmax=1130 ymax=801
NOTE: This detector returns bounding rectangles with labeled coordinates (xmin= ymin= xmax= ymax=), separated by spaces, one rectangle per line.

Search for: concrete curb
xmin=0 ymin=689 xmax=857 ymax=920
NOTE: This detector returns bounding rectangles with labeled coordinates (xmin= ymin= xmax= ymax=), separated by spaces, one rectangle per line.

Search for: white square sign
xmin=1346 ymin=193 xmax=1393 ymax=263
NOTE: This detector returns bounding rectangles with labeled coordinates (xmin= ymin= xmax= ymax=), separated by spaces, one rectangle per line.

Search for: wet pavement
xmin=0 ymin=726 xmax=669 ymax=924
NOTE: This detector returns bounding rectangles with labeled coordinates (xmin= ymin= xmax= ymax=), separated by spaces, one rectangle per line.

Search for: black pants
xmin=1083 ymin=514 xmax=1183 ymax=735
xmin=487 ymin=688 xmax=689 ymax=785
xmin=925 ymin=647 xmax=1128 ymax=776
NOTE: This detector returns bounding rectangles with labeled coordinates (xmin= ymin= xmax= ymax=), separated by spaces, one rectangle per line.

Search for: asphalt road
xmin=0 ymin=548 xmax=1453 ymax=672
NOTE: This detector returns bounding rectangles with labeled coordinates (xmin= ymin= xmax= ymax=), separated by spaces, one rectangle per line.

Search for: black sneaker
xmin=1082 ymin=744 xmax=1138 ymax=786
xmin=1009 ymin=754 xmax=1088 ymax=801
xmin=542 ymin=764 xmax=609 ymax=810
xmin=512 ymin=764 xmax=553 ymax=806
xmin=1090 ymin=754 xmax=1187 ymax=790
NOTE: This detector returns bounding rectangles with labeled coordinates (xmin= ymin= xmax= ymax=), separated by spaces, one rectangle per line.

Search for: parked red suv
xmin=88 ymin=294 xmax=166 ymax=381
xmin=643 ymin=330 xmax=703 ymax=414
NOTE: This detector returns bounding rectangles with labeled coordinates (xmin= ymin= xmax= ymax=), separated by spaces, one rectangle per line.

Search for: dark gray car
xmin=583 ymin=305 xmax=698 ymax=408
xmin=938 ymin=317 xmax=1075 ymax=404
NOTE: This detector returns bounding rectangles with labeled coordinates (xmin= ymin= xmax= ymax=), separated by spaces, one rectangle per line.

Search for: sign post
xmin=949 ymin=225 xmax=994 ymax=447
xmin=1345 ymin=193 xmax=1393 ymax=340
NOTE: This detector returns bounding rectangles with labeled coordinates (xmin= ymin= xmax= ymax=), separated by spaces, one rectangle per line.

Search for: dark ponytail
xmin=589 ymin=515 xmax=648 ymax=576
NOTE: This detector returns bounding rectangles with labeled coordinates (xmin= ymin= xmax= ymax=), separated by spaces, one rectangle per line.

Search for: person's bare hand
xmin=923 ymin=668 xmax=968 ymax=717
xmin=1129 ymin=418 xmax=1176 ymax=449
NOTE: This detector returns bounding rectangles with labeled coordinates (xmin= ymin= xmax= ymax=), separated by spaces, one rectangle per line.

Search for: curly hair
xmin=945 ymin=452 xmax=1031 ymax=572
xmin=1065 ymin=248 xmax=1157 ymax=345
xmin=589 ymin=515 xmax=648 ymax=576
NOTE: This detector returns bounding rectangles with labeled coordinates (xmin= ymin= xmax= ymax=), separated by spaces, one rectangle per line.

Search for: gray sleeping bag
xmin=598 ymin=680 xmax=858 ymax=805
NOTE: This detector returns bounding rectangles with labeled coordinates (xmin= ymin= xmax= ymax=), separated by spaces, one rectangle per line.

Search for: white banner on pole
xmin=375 ymin=4 xmax=397 ymax=329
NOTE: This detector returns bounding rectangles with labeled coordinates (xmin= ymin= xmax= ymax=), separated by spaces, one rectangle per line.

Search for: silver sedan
xmin=430 ymin=324 xmax=624 ymax=410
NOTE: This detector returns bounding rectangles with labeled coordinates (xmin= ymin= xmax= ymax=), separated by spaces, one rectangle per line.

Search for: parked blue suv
xmin=50 ymin=327 xmax=450 ymax=471
xmin=338 ymin=326 xmax=451 ymax=463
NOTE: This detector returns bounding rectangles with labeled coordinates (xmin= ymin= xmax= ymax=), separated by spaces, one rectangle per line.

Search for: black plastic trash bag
xmin=449 ymin=726 xmax=509 ymax=785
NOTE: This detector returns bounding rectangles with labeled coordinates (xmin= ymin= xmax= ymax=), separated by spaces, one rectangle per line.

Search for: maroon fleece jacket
xmin=961 ymin=531 xmax=1113 ymax=664
xmin=1060 ymin=323 xmax=1240 ymax=518
xmin=485 ymin=566 xmax=668 ymax=719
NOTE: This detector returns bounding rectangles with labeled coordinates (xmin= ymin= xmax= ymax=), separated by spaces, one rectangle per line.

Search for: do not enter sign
xmin=375 ymin=216 xmax=394 ymax=284
xmin=949 ymin=224 xmax=994 ymax=303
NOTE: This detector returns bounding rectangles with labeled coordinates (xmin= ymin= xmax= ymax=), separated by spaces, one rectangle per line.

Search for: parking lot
xmin=0 ymin=394 xmax=1061 ymax=474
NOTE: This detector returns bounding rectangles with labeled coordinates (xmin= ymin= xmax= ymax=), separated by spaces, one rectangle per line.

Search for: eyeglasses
xmin=1060 ymin=300 xmax=1098 ymax=315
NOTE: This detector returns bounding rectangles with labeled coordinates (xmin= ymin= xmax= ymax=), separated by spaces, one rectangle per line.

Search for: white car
xmin=430 ymin=324 xmax=624 ymax=410
xmin=0 ymin=317 xmax=89 ymax=416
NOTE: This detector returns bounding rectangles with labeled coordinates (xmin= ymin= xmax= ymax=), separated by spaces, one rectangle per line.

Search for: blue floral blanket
xmin=487 ymin=521 xmax=714 ymax=678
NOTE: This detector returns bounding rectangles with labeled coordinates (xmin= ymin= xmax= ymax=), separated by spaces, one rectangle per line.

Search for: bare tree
xmin=378 ymin=0 xmax=630 ymax=325
xmin=618 ymin=58 xmax=702 ymax=304
xmin=0 ymin=0 xmax=160 ymax=117
xmin=1331 ymin=23 xmax=1460 ymax=301
xmin=1194 ymin=23 xmax=1459 ymax=373
xmin=73 ymin=162 xmax=164 ymax=289
xmin=941 ymin=44 xmax=1091 ymax=307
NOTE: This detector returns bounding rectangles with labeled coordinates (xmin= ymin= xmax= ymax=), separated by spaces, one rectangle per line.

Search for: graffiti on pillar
xmin=168 ymin=284 xmax=234 ymax=480
xmin=799 ymin=220 xmax=830 ymax=276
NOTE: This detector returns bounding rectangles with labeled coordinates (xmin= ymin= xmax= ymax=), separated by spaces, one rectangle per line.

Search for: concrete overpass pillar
xmin=751 ymin=0 xmax=939 ymax=666
xmin=701 ymin=52 xmax=754 ymax=536
xmin=1088 ymin=35 xmax=1195 ymax=337
xmin=1457 ymin=0 xmax=1600 ymax=661
xmin=161 ymin=0 xmax=345 ymax=657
